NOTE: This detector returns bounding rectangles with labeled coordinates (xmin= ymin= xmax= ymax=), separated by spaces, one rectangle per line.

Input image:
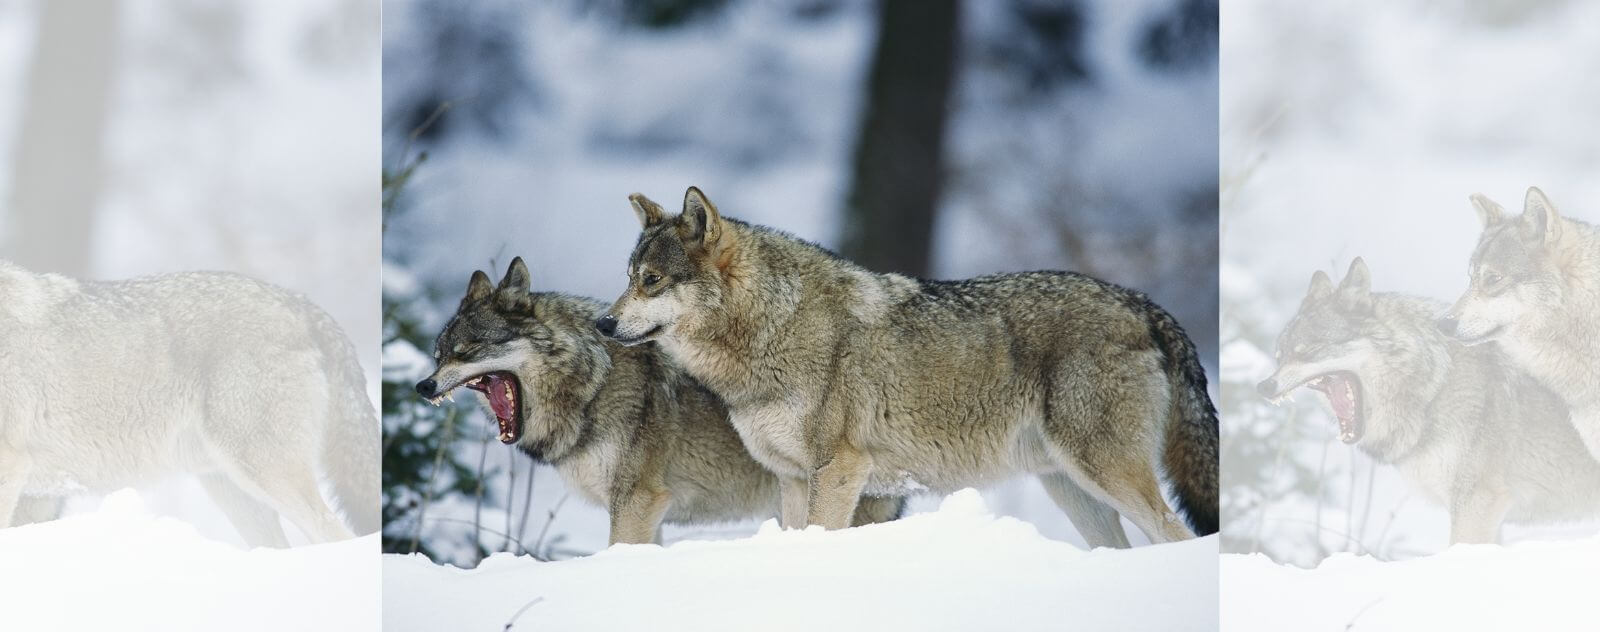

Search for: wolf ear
xmin=1521 ymin=187 xmax=1562 ymax=244
xmin=1337 ymin=257 xmax=1374 ymax=311
xmin=465 ymin=270 xmax=494 ymax=302
xmin=1306 ymin=270 xmax=1333 ymax=300
xmin=1469 ymin=193 xmax=1505 ymax=228
xmin=678 ymin=186 xmax=724 ymax=250
xmin=498 ymin=256 xmax=531 ymax=294
xmin=630 ymin=193 xmax=665 ymax=228
xmin=1339 ymin=257 xmax=1371 ymax=295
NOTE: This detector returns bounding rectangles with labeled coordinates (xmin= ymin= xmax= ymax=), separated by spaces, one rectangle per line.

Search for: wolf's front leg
xmin=0 ymin=450 xmax=30 ymax=528
xmin=807 ymin=442 xmax=873 ymax=530
xmin=1448 ymin=484 xmax=1510 ymax=545
xmin=1570 ymin=407 xmax=1600 ymax=463
xmin=779 ymin=477 xmax=809 ymax=529
xmin=609 ymin=487 xmax=671 ymax=546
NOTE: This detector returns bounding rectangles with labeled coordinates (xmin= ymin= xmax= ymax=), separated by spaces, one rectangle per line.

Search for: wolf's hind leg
xmin=850 ymin=495 xmax=905 ymax=526
xmin=199 ymin=473 xmax=291 ymax=548
xmin=1038 ymin=473 xmax=1130 ymax=549
xmin=9 ymin=496 xmax=63 ymax=527
xmin=1043 ymin=353 xmax=1194 ymax=544
xmin=218 ymin=455 xmax=353 ymax=544
xmin=0 ymin=450 xmax=30 ymax=528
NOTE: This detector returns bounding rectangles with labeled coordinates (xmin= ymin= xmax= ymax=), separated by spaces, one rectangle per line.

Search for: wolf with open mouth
xmin=1257 ymin=257 xmax=1600 ymax=544
xmin=415 ymin=258 xmax=903 ymax=546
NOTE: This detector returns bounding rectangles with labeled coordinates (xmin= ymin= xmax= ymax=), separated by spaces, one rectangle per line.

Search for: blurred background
xmin=382 ymin=0 xmax=1218 ymax=566
xmin=0 ymin=0 xmax=379 ymax=546
xmin=1221 ymin=0 xmax=1600 ymax=567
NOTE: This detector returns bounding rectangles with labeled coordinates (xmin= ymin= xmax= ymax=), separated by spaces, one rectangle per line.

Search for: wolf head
xmin=1438 ymin=187 xmax=1569 ymax=346
xmin=596 ymin=187 xmax=732 ymax=347
xmin=417 ymin=257 xmax=609 ymax=453
xmin=1255 ymin=258 xmax=1387 ymax=445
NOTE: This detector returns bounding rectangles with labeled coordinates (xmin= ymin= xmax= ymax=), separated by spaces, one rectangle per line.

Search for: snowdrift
xmin=386 ymin=490 xmax=1218 ymax=631
xmin=0 ymin=490 xmax=379 ymax=631
xmin=1222 ymin=538 xmax=1600 ymax=630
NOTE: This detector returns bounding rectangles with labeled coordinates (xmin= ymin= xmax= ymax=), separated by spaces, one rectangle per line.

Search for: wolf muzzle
xmin=1256 ymin=377 xmax=1279 ymax=399
xmin=415 ymin=378 xmax=439 ymax=398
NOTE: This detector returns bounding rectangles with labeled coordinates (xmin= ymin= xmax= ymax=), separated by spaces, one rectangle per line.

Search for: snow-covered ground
xmin=1222 ymin=539 xmax=1599 ymax=630
xmin=0 ymin=490 xmax=380 ymax=631
xmin=386 ymin=490 xmax=1219 ymax=632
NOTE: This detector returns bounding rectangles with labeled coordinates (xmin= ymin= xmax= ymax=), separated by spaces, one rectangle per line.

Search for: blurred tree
xmin=5 ymin=0 xmax=118 ymax=276
xmin=840 ymin=0 xmax=961 ymax=277
xmin=386 ymin=0 xmax=536 ymax=146
xmin=1139 ymin=0 xmax=1218 ymax=72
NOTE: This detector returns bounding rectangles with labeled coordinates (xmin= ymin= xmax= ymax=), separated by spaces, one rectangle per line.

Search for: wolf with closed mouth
xmin=415 ymin=258 xmax=902 ymax=546
xmin=0 ymin=261 xmax=377 ymax=545
xmin=595 ymin=187 xmax=1218 ymax=546
xmin=1258 ymin=257 xmax=1600 ymax=543
xmin=1439 ymin=187 xmax=1600 ymax=460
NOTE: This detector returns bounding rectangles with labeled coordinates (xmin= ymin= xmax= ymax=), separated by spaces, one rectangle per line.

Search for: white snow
xmin=0 ymin=489 xmax=380 ymax=631
xmin=1222 ymin=539 xmax=1599 ymax=630
xmin=386 ymin=490 xmax=1217 ymax=632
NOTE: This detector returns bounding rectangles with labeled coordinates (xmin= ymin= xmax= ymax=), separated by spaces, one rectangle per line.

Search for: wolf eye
xmin=643 ymin=273 xmax=663 ymax=286
xmin=1482 ymin=271 xmax=1504 ymax=286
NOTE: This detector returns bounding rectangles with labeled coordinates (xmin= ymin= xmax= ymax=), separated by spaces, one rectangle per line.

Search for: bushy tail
xmin=308 ymin=307 xmax=381 ymax=535
xmin=1144 ymin=304 xmax=1219 ymax=536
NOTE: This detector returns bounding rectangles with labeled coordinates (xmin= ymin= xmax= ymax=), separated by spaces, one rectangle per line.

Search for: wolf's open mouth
xmin=464 ymin=372 xmax=523 ymax=445
xmin=1306 ymin=371 xmax=1363 ymax=444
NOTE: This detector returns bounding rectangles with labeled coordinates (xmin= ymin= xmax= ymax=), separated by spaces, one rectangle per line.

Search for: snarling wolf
xmin=1259 ymin=258 xmax=1600 ymax=543
xmin=596 ymin=187 xmax=1217 ymax=546
xmin=1440 ymin=187 xmax=1600 ymax=460
xmin=0 ymin=261 xmax=378 ymax=545
xmin=415 ymin=258 xmax=902 ymax=545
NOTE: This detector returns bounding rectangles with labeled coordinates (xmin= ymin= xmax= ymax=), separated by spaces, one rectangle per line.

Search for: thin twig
xmin=473 ymin=426 xmax=492 ymax=562
xmin=516 ymin=457 xmax=536 ymax=551
xmin=531 ymin=493 xmax=570 ymax=558
xmin=502 ymin=597 xmax=546 ymax=631
xmin=410 ymin=406 xmax=459 ymax=555
xmin=418 ymin=517 xmax=535 ymax=558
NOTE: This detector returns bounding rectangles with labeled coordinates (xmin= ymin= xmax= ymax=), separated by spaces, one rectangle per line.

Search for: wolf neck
xmin=670 ymin=224 xmax=861 ymax=403
xmin=1508 ymin=220 xmax=1600 ymax=403
xmin=1357 ymin=293 xmax=1457 ymax=463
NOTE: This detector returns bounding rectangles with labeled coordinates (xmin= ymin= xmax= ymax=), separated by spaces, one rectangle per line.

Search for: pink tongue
xmin=1328 ymin=376 xmax=1354 ymax=420
xmin=485 ymin=374 xmax=514 ymax=420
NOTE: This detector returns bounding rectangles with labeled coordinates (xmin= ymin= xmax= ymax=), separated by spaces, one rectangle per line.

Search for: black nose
xmin=1436 ymin=317 xmax=1458 ymax=335
xmin=415 ymin=378 xmax=437 ymax=398
xmin=595 ymin=315 xmax=618 ymax=337
xmin=1256 ymin=378 xmax=1278 ymax=399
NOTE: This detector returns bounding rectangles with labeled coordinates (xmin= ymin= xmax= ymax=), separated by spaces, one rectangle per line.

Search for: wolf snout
xmin=1256 ymin=377 xmax=1279 ymax=399
xmin=415 ymin=378 xmax=439 ymax=398
xmin=594 ymin=314 xmax=619 ymax=338
xmin=1435 ymin=316 xmax=1459 ymax=336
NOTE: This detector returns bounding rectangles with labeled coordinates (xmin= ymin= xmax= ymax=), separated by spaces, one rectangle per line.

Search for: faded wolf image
xmin=1440 ymin=187 xmax=1600 ymax=461
xmin=414 ymin=258 xmax=902 ymax=545
xmin=1257 ymin=258 xmax=1600 ymax=544
xmin=598 ymin=187 xmax=1218 ymax=546
xmin=0 ymin=261 xmax=379 ymax=546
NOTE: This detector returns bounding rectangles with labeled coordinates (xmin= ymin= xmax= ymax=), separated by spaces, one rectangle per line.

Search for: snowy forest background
xmin=382 ymin=0 xmax=1219 ymax=567
xmin=1221 ymin=0 xmax=1600 ymax=567
xmin=0 ymin=0 xmax=379 ymax=546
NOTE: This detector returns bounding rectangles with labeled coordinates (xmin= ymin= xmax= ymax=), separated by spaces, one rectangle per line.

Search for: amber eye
xmin=1482 ymin=271 xmax=1504 ymax=287
xmin=643 ymin=273 xmax=663 ymax=286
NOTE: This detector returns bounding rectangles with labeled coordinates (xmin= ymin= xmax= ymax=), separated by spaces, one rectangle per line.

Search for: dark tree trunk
xmin=6 ymin=0 xmax=118 ymax=277
xmin=840 ymin=0 xmax=960 ymax=277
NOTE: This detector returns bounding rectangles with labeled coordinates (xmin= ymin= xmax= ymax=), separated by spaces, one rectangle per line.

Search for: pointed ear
xmin=629 ymin=193 xmax=665 ymax=228
xmin=677 ymin=186 xmax=724 ymax=250
xmin=1339 ymin=257 xmax=1372 ymax=296
xmin=1306 ymin=270 xmax=1333 ymax=300
xmin=1469 ymin=193 xmax=1505 ymax=228
xmin=465 ymin=270 xmax=494 ymax=302
xmin=498 ymin=256 xmax=530 ymax=294
xmin=1521 ymin=186 xmax=1561 ymax=244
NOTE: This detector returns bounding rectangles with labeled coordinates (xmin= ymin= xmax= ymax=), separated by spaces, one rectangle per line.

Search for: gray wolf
xmin=1258 ymin=257 xmax=1600 ymax=543
xmin=0 ymin=260 xmax=378 ymax=545
xmin=414 ymin=258 xmax=903 ymax=545
xmin=595 ymin=187 xmax=1217 ymax=547
xmin=1439 ymin=187 xmax=1600 ymax=460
